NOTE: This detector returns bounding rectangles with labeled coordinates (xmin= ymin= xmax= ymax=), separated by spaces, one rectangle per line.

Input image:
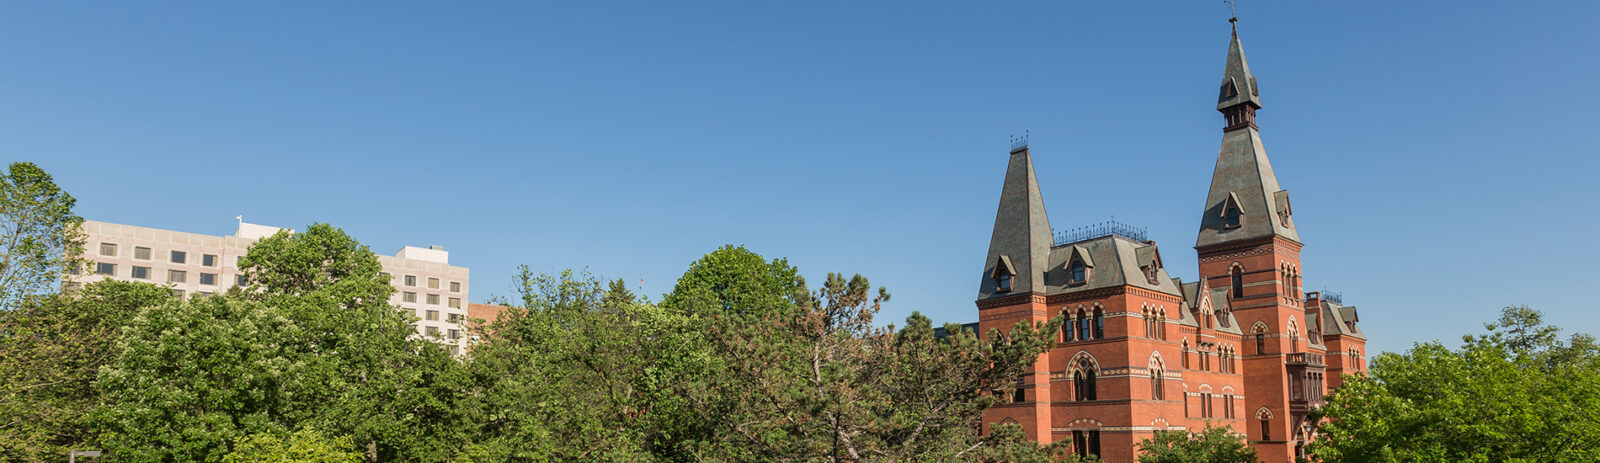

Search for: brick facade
xmin=974 ymin=22 xmax=1367 ymax=463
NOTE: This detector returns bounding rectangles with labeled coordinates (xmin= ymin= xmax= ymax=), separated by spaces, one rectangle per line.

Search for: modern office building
xmin=972 ymin=20 xmax=1368 ymax=463
xmin=71 ymin=219 xmax=471 ymax=354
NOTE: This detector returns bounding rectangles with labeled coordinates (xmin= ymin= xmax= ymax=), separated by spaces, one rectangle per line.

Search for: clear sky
xmin=5 ymin=1 xmax=1597 ymax=355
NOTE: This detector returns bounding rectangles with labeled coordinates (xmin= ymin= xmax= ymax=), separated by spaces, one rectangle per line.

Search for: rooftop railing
xmin=1054 ymin=220 xmax=1149 ymax=246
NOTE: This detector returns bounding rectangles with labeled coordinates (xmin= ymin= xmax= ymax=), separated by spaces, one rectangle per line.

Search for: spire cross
xmin=1225 ymin=0 xmax=1237 ymax=21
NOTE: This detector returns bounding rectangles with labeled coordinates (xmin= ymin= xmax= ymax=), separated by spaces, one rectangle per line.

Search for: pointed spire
xmin=1197 ymin=20 xmax=1299 ymax=249
xmin=979 ymin=144 xmax=1053 ymax=300
xmin=1218 ymin=19 xmax=1261 ymax=112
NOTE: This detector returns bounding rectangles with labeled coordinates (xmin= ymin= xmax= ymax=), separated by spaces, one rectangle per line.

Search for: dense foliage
xmin=0 ymin=161 xmax=86 ymax=310
xmin=1136 ymin=425 xmax=1257 ymax=463
xmin=0 ymin=281 xmax=172 ymax=460
xmin=1309 ymin=305 xmax=1600 ymax=462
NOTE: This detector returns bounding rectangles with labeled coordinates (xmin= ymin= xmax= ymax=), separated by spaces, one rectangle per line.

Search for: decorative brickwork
xmin=971 ymin=21 xmax=1367 ymax=463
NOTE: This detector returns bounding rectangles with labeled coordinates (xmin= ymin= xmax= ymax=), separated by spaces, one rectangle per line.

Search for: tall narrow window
xmin=1230 ymin=266 xmax=1244 ymax=298
xmin=1063 ymin=316 xmax=1074 ymax=342
xmin=1151 ymin=369 xmax=1164 ymax=400
xmin=1261 ymin=419 xmax=1271 ymax=441
xmin=1077 ymin=309 xmax=1091 ymax=341
xmin=1075 ymin=358 xmax=1097 ymax=401
xmin=1013 ymin=381 xmax=1026 ymax=403
xmin=1256 ymin=334 xmax=1266 ymax=354
xmin=1092 ymin=308 xmax=1104 ymax=339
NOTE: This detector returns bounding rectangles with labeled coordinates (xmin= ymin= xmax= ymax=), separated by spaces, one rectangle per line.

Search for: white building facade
xmin=72 ymin=220 xmax=470 ymax=353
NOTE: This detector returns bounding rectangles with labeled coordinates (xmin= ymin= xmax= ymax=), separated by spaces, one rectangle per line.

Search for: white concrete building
xmin=72 ymin=220 xmax=470 ymax=353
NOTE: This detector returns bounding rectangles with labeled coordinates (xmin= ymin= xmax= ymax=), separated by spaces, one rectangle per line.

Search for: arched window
xmin=1092 ymin=308 xmax=1104 ymax=339
xmin=1230 ymin=266 xmax=1244 ymax=298
xmin=1181 ymin=341 xmax=1190 ymax=369
xmin=1157 ymin=310 xmax=1166 ymax=340
xmin=1256 ymin=408 xmax=1275 ymax=441
xmin=1077 ymin=308 xmax=1091 ymax=341
xmin=1074 ymin=358 xmax=1097 ymax=401
xmin=1062 ymin=312 xmax=1073 ymax=342
xmin=1288 ymin=321 xmax=1300 ymax=353
xmin=1151 ymin=368 xmax=1164 ymax=400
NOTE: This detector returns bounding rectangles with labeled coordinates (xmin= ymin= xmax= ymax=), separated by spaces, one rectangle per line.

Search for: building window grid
xmin=168 ymin=270 xmax=187 ymax=284
xmin=202 ymin=254 xmax=218 ymax=267
xmin=170 ymin=250 xmax=186 ymax=264
xmin=99 ymin=243 xmax=118 ymax=256
xmin=131 ymin=266 xmax=151 ymax=280
xmin=134 ymin=246 xmax=151 ymax=260
xmin=450 ymin=281 xmax=461 ymax=293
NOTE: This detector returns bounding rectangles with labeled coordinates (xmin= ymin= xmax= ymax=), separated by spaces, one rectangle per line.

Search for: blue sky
xmin=5 ymin=1 xmax=1596 ymax=355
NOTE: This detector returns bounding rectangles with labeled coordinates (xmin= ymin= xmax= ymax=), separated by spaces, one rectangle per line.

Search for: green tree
xmin=464 ymin=268 xmax=696 ymax=461
xmin=222 ymin=429 xmax=364 ymax=463
xmin=669 ymin=252 xmax=1067 ymax=461
xmin=0 ymin=280 xmax=172 ymax=461
xmin=1309 ymin=305 xmax=1600 ymax=462
xmin=238 ymin=223 xmax=470 ymax=463
xmin=0 ymin=161 xmax=85 ymax=310
xmin=93 ymin=295 xmax=299 ymax=462
xmin=1136 ymin=425 xmax=1258 ymax=463
xmin=93 ymin=224 xmax=470 ymax=462
xmin=660 ymin=244 xmax=805 ymax=317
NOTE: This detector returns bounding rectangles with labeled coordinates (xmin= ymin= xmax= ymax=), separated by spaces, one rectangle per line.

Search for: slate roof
xmin=1043 ymin=235 xmax=1184 ymax=298
xmin=1318 ymin=300 xmax=1366 ymax=340
xmin=978 ymin=147 xmax=1054 ymax=299
xmin=1196 ymin=25 xmax=1300 ymax=249
xmin=1217 ymin=24 xmax=1262 ymax=111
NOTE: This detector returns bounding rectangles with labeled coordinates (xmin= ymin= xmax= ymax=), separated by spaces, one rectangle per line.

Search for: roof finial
xmin=1226 ymin=0 xmax=1238 ymax=28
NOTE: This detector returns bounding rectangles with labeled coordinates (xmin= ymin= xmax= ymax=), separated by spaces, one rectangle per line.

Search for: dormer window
xmin=1065 ymin=246 xmax=1093 ymax=286
xmin=1221 ymin=192 xmax=1245 ymax=229
xmin=991 ymin=255 xmax=1017 ymax=293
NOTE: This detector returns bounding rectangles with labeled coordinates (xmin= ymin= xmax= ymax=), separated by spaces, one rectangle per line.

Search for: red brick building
xmin=975 ymin=21 xmax=1367 ymax=463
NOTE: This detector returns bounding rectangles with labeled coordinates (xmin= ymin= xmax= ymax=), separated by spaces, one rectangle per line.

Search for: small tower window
xmin=996 ymin=273 xmax=1012 ymax=292
xmin=1070 ymin=261 xmax=1087 ymax=283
